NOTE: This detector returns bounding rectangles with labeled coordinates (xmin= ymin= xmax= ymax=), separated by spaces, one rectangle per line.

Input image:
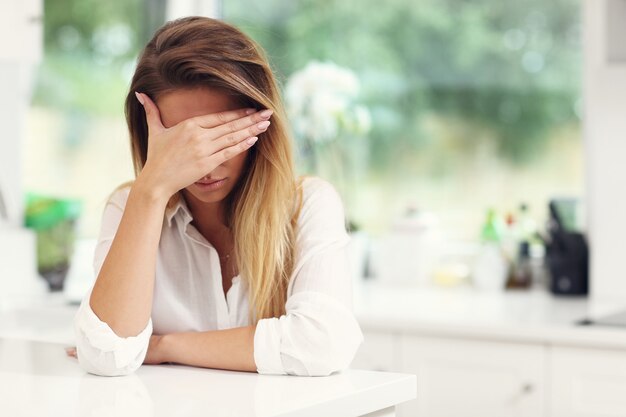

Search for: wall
xmin=0 ymin=1 xmax=42 ymax=226
xmin=0 ymin=64 xmax=23 ymax=226
xmin=585 ymin=0 xmax=626 ymax=301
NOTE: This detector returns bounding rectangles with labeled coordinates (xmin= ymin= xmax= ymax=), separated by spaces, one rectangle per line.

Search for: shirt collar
xmin=165 ymin=192 xmax=193 ymax=227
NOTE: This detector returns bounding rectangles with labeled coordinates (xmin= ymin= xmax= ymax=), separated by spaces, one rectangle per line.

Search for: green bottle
xmin=473 ymin=208 xmax=508 ymax=291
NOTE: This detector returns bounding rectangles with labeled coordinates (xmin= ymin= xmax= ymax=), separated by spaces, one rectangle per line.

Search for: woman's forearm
xmin=160 ymin=325 xmax=258 ymax=372
xmin=89 ymin=175 xmax=169 ymax=337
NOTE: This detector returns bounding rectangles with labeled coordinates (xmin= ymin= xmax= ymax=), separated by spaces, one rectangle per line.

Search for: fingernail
xmin=135 ymin=91 xmax=145 ymax=105
xmin=257 ymin=121 xmax=271 ymax=130
xmin=259 ymin=109 xmax=273 ymax=119
xmin=246 ymin=136 xmax=259 ymax=146
xmin=245 ymin=108 xmax=256 ymax=115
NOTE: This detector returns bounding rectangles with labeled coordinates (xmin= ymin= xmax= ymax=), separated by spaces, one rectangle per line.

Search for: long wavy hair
xmin=119 ymin=16 xmax=303 ymax=324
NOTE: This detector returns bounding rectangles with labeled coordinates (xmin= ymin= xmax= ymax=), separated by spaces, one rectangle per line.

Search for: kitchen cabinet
xmin=549 ymin=346 xmax=626 ymax=417
xmin=353 ymin=329 xmax=626 ymax=417
xmin=398 ymin=335 xmax=545 ymax=417
xmin=351 ymin=322 xmax=626 ymax=417
xmin=351 ymin=281 xmax=626 ymax=417
xmin=353 ymin=332 xmax=546 ymax=417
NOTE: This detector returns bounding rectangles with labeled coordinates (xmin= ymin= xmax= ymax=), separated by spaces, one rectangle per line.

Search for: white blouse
xmin=73 ymin=176 xmax=364 ymax=377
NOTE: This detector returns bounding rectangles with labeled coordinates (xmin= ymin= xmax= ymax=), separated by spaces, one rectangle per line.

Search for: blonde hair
xmin=116 ymin=16 xmax=304 ymax=324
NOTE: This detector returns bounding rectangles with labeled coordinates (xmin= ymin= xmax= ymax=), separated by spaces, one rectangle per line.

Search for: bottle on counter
xmin=504 ymin=202 xmax=546 ymax=289
xmin=506 ymin=241 xmax=532 ymax=289
xmin=517 ymin=203 xmax=537 ymax=243
xmin=500 ymin=211 xmax=518 ymax=267
xmin=472 ymin=208 xmax=509 ymax=291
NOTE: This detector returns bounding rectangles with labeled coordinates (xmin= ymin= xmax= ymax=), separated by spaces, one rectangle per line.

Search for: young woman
xmin=70 ymin=16 xmax=364 ymax=377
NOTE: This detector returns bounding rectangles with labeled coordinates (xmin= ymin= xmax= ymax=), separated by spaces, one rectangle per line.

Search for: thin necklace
xmin=214 ymin=226 xmax=233 ymax=260
xmin=220 ymin=249 xmax=233 ymax=261
xmin=219 ymin=246 xmax=237 ymax=277
xmin=214 ymin=227 xmax=235 ymax=274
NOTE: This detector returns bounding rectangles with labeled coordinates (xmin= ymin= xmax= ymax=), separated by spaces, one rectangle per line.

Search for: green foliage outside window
xmin=34 ymin=0 xmax=162 ymax=116
xmin=224 ymin=0 xmax=580 ymax=166
xmin=28 ymin=0 xmax=582 ymax=237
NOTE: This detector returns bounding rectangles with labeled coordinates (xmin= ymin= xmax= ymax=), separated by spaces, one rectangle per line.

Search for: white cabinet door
xmin=399 ymin=335 xmax=545 ymax=417
xmin=351 ymin=330 xmax=401 ymax=372
xmin=549 ymin=346 xmax=626 ymax=417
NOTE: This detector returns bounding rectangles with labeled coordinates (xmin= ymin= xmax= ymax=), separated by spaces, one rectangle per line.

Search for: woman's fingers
xmin=207 ymin=119 xmax=270 ymax=153
xmin=211 ymin=135 xmax=260 ymax=166
xmin=135 ymin=92 xmax=165 ymax=134
xmin=197 ymin=119 xmax=267 ymax=169
xmin=65 ymin=346 xmax=77 ymax=358
xmin=209 ymin=109 xmax=273 ymax=138
xmin=134 ymin=92 xmax=272 ymax=180
xmin=192 ymin=108 xmax=272 ymax=129
xmin=191 ymin=108 xmax=255 ymax=128
xmin=135 ymin=91 xmax=273 ymax=141
xmin=192 ymin=109 xmax=271 ymax=157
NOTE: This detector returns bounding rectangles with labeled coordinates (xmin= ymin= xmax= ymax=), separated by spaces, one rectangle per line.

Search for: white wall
xmin=0 ymin=1 xmax=42 ymax=226
xmin=585 ymin=0 xmax=626 ymax=301
xmin=0 ymin=63 xmax=24 ymax=226
xmin=0 ymin=1 xmax=43 ymax=293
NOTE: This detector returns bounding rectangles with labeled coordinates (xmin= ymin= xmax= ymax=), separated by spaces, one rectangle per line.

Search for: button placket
xmin=183 ymin=222 xmax=232 ymax=329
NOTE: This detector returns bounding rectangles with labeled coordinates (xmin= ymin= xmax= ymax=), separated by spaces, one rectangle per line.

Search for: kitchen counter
xmin=0 ymin=292 xmax=416 ymax=417
xmin=354 ymin=279 xmax=626 ymax=350
xmin=0 ymin=338 xmax=414 ymax=417
xmin=4 ymin=282 xmax=626 ymax=351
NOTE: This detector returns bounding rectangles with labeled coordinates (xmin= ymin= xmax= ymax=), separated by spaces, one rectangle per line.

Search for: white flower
xmin=285 ymin=60 xmax=370 ymax=144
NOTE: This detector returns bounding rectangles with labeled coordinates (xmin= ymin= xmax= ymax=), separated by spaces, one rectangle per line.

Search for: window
xmin=224 ymin=0 xmax=582 ymax=240
xmin=24 ymin=0 xmax=166 ymax=237
xmin=26 ymin=0 xmax=582 ymax=244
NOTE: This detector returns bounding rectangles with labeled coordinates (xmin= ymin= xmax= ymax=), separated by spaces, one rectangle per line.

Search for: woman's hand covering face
xmin=134 ymin=91 xmax=273 ymax=199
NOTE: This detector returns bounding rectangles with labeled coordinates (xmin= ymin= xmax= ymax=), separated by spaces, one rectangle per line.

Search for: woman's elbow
xmin=76 ymin=351 xmax=141 ymax=377
xmin=73 ymin=316 xmax=150 ymax=377
xmin=74 ymin=333 xmax=147 ymax=376
xmin=310 ymin=337 xmax=364 ymax=376
xmin=289 ymin=319 xmax=365 ymax=377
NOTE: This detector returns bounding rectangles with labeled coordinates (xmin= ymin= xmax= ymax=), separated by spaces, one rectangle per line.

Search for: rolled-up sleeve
xmin=253 ymin=178 xmax=365 ymax=376
xmin=73 ymin=188 xmax=152 ymax=376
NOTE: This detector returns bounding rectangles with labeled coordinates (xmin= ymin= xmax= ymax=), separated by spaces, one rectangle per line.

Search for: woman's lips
xmin=194 ymin=178 xmax=227 ymax=191
xmin=195 ymin=178 xmax=225 ymax=185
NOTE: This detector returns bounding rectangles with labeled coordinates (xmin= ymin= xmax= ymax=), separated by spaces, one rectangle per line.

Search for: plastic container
xmin=375 ymin=205 xmax=442 ymax=287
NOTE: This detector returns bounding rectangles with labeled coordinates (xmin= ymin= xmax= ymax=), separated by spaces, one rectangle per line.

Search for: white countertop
xmin=6 ymin=278 xmax=626 ymax=416
xmin=0 ymin=338 xmax=415 ymax=417
xmin=354 ymin=279 xmax=626 ymax=349
xmin=0 ymin=292 xmax=416 ymax=417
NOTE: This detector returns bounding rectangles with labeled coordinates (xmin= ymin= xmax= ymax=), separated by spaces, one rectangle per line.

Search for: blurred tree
xmin=34 ymin=0 xmax=162 ymax=116
xmin=225 ymin=0 xmax=580 ymax=166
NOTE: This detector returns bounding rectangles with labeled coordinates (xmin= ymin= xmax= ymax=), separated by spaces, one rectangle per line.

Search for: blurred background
xmin=4 ymin=1 xmax=626 ymax=416
xmin=9 ymin=0 xmax=585 ymax=293
xmin=29 ymin=0 xmax=583 ymax=236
